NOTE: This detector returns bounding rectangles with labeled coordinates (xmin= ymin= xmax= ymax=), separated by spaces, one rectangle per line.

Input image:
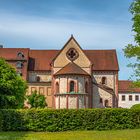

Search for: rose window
xmin=66 ymin=48 xmax=79 ymax=61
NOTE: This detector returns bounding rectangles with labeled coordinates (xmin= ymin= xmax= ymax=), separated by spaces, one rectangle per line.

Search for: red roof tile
xmin=84 ymin=50 xmax=119 ymax=71
xmin=0 ymin=48 xmax=119 ymax=71
xmin=0 ymin=48 xmax=29 ymax=60
xmin=28 ymin=50 xmax=59 ymax=71
xmin=119 ymin=80 xmax=140 ymax=93
xmin=54 ymin=62 xmax=89 ymax=76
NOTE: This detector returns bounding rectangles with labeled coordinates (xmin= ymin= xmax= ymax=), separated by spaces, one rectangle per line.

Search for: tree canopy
xmin=124 ymin=0 xmax=140 ymax=86
xmin=26 ymin=90 xmax=47 ymax=108
xmin=0 ymin=58 xmax=27 ymax=108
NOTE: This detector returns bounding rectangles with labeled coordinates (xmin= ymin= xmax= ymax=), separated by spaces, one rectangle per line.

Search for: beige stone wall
xmin=60 ymin=96 xmax=66 ymax=109
xmin=54 ymin=76 xmax=88 ymax=94
xmin=55 ymin=95 xmax=88 ymax=109
xmin=86 ymin=96 xmax=88 ymax=108
xmin=68 ymin=96 xmax=77 ymax=109
xmin=78 ymin=77 xmax=85 ymax=93
xmin=53 ymin=38 xmax=91 ymax=75
xmin=28 ymin=71 xmax=51 ymax=82
xmin=93 ymin=72 xmax=115 ymax=89
xmin=78 ymin=95 xmax=85 ymax=108
xmin=93 ymin=85 xmax=112 ymax=108
xmin=59 ymin=77 xmax=67 ymax=93
xmin=55 ymin=96 xmax=59 ymax=109
xmin=27 ymin=83 xmax=52 ymax=108
xmin=92 ymin=72 xmax=117 ymax=108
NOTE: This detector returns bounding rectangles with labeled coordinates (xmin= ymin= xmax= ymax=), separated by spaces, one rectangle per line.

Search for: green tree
xmin=124 ymin=0 xmax=140 ymax=86
xmin=27 ymin=90 xmax=47 ymax=108
xmin=0 ymin=58 xmax=27 ymax=108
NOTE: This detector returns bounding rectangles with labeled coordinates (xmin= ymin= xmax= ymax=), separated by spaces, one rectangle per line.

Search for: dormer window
xmin=17 ymin=52 xmax=24 ymax=59
xmin=66 ymin=48 xmax=79 ymax=61
xmin=16 ymin=61 xmax=23 ymax=69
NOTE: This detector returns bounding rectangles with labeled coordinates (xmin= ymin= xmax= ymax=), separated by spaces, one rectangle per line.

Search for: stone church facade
xmin=0 ymin=36 xmax=123 ymax=109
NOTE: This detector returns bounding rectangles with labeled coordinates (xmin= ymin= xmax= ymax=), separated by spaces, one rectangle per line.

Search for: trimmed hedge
xmin=131 ymin=104 xmax=140 ymax=109
xmin=0 ymin=109 xmax=140 ymax=131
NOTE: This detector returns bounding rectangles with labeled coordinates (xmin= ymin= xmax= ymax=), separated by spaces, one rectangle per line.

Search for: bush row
xmin=0 ymin=108 xmax=140 ymax=131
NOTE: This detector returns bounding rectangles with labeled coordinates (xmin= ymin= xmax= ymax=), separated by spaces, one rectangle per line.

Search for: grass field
xmin=0 ymin=129 xmax=140 ymax=140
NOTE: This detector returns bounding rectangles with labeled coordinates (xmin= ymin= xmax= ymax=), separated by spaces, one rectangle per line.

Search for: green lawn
xmin=0 ymin=129 xmax=140 ymax=140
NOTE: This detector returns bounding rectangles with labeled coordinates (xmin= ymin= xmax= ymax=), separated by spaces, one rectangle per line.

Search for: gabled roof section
xmin=28 ymin=50 xmax=59 ymax=71
xmin=52 ymin=35 xmax=91 ymax=64
xmin=93 ymin=82 xmax=114 ymax=94
xmin=54 ymin=62 xmax=90 ymax=76
xmin=119 ymin=80 xmax=140 ymax=93
xmin=0 ymin=48 xmax=29 ymax=60
xmin=84 ymin=50 xmax=119 ymax=71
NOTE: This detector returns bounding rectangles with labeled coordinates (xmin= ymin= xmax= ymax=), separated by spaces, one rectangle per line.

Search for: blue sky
xmin=0 ymin=0 xmax=134 ymax=80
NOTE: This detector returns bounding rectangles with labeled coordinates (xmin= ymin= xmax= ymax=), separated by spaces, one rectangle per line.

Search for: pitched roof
xmin=54 ymin=62 xmax=89 ymax=76
xmin=93 ymin=82 xmax=114 ymax=94
xmin=84 ymin=50 xmax=119 ymax=71
xmin=119 ymin=80 xmax=140 ymax=93
xmin=0 ymin=48 xmax=29 ymax=60
xmin=28 ymin=50 xmax=59 ymax=71
xmin=0 ymin=48 xmax=119 ymax=71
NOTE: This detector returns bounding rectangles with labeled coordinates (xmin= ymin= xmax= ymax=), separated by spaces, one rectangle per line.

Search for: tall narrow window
xmin=56 ymin=82 xmax=59 ymax=93
xmin=104 ymin=100 xmax=109 ymax=107
xmin=85 ymin=81 xmax=88 ymax=93
xmin=129 ymin=95 xmax=132 ymax=101
xmin=16 ymin=61 xmax=23 ymax=69
xmin=122 ymin=95 xmax=125 ymax=101
xmin=100 ymin=98 xmax=103 ymax=103
xmin=36 ymin=76 xmax=40 ymax=82
xmin=102 ymin=77 xmax=107 ymax=85
xmin=70 ymin=81 xmax=75 ymax=92
xmin=135 ymin=95 xmax=139 ymax=101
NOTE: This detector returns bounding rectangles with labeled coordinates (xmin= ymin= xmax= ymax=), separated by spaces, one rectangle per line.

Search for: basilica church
xmin=1 ymin=36 xmax=139 ymax=109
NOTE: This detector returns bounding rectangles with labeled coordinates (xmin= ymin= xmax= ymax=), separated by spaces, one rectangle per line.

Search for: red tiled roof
xmin=54 ymin=62 xmax=89 ymax=76
xmin=119 ymin=80 xmax=140 ymax=93
xmin=0 ymin=48 xmax=119 ymax=71
xmin=84 ymin=50 xmax=119 ymax=71
xmin=28 ymin=50 xmax=59 ymax=71
xmin=0 ymin=48 xmax=29 ymax=60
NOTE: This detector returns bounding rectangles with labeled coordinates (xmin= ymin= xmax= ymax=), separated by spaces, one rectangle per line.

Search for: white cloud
xmin=0 ymin=13 xmax=134 ymax=50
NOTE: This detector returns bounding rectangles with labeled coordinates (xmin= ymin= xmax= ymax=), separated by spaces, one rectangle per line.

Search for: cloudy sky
xmin=0 ymin=0 xmax=134 ymax=80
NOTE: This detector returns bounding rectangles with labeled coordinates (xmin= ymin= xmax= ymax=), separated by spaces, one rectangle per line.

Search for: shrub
xmin=0 ymin=108 xmax=140 ymax=132
xmin=26 ymin=91 xmax=47 ymax=108
xmin=131 ymin=104 xmax=140 ymax=109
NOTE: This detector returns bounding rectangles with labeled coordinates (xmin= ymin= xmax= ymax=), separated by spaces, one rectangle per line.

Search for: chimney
xmin=0 ymin=45 xmax=3 ymax=48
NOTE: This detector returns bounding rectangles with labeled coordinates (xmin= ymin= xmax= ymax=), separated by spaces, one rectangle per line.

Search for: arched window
xmin=16 ymin=61 xmax=23 ymax=69
xmin=104 ymin=100 xmax=109 ymax=107
xmin=36 ymin=76 xmax=40 ymax=82
xmin=85 ymin=81 xmax=88 ymax=93
xmin=17 ymin=52 xmax=24 ymax=59
xmin=100 ymin=98 xmax=103 ymax=103
xmin=70 ymin=81 xmax=75 ymax=92
xmin=56 ymin=82 xmax=59 ymax=93
xmin=102 ymin=77 xmax=107 ymax=85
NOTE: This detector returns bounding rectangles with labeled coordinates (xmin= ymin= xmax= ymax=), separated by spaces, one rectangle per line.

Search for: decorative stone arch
xmin=69 ymin=80 xmax=76 ymax=93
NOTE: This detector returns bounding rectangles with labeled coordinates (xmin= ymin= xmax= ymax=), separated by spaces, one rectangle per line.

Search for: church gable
xmin=53 ymin=36 xmax=91 ymax=70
